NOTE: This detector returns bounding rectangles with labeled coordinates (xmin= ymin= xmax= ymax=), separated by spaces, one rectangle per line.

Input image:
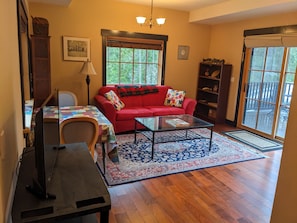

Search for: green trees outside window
xmin=106 ymin=47 xmax=160 ymax=85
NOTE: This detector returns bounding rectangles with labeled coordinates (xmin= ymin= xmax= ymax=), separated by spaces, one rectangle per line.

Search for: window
xmin=101 ymin=29 xmax=168 ymax=86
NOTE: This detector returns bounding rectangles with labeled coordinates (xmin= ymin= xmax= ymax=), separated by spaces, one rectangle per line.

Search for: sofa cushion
xmin=142 ymin=85 xmax=171 ymax=106
xmin=145 ymin=106 xmax=185 ymax=116
xmin=116 ymin=107 xmax=153 ymax=121
xmin=104 ymin=90 xmax=125 ymax=111
xmin=164 ymin=89 xmax=186 ymax=107
xmin=98 ymin=86 xmax=117 ymax=95
xmin=120 ymin=95 xmax=143 ymax=108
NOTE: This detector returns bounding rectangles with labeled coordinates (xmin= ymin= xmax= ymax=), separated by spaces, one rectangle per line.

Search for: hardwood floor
xmin=100 ymin=124 xmax=282 ymax=223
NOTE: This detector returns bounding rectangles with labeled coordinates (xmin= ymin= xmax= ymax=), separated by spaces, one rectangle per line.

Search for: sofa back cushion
xmin=98 ymin=86 xmax=142 ymax=107
xmin=98 ymin=85 xmax=172 ymax=107
xmin=142 ymin=85 xmax=171 ymax=106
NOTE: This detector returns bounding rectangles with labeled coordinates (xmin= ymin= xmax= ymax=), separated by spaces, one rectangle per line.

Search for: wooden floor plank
xmin=101 ymin=124 xmax=282 ymax=223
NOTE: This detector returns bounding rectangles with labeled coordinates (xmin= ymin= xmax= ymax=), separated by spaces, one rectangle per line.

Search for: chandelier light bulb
xmin=136 ymin=16 xmax=146 ymax=24
xmin=156 ymin=18 xmax=166 ymax=25
xmin=135 ymin=0 xmax=166 ymax=28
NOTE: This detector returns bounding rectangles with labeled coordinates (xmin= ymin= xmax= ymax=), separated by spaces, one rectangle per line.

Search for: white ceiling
xmin=119 ymin=0 xmax=227 ymax=12
xmin=27 ymin=0 xmax=297 ymax=24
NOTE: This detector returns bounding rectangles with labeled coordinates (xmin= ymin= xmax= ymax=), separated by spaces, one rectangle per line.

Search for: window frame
xmin=101 ymin=29 xmax=168 ymax=86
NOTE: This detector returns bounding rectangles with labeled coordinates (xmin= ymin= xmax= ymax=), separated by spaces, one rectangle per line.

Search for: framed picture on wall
xmin=177 ymin=45 xmax=189 ymax=60
xmin=63 ymin=36 xmax=90 ymax=61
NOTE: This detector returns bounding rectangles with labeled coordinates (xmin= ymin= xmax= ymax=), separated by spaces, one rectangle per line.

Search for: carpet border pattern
xmin=97 ymin=129 xmax=266 ymax=186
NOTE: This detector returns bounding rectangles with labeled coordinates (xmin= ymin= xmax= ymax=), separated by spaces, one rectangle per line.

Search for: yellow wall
xmin=0 ymin=0 xmax=24 ymax=222
xmin=2 ymin=0 xmax=297 ymax=221
xmin=29 ymin=0 xmax=211 ymax=106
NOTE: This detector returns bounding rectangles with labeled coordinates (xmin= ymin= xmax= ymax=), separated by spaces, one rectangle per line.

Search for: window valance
xmin=106 ymin=36 xmax=164 ymax=50
xmin=244 ymin=34 xmax=297 ymax=48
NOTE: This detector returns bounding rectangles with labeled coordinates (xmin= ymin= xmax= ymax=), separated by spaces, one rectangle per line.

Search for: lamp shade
xmin=136 ymin=16 xmax=146 ymax=24
xmin=156 ymin=18 xmax=166 ymax=25
xmin=80 ymin=60 xmax=97 ymax=75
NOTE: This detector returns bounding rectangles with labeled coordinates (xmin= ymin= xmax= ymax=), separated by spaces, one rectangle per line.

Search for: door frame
xmin=237 ymin=47 xmax=287 ymax=140
xmin=235 ymin=24 xmax=297 ymax=140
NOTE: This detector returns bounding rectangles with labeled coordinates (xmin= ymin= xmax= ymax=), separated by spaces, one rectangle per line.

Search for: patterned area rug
xmin=96 ymin=129 xmax=266 ymax=186
xmin=224 ymin=130 xmax=283 ymax=152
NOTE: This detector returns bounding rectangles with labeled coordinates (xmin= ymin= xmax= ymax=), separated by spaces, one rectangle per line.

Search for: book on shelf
xmin=165 ymin=118 xmax=190 ymax=127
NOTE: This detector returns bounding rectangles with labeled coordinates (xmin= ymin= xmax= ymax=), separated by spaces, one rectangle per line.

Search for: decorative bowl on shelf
xmin=202 ymin=87 xmax=212 ymax=91
xmin=211 ymin=70 xmax=220 ymax=78
xmin=208 ymin=102 xmax=218 ymax=108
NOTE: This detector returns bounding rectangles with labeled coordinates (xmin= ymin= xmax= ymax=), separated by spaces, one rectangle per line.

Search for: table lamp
xmin=80 ymin=60 xmax=97 ymax=105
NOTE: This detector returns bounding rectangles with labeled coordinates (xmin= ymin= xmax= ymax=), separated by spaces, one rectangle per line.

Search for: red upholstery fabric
xmin=144 ymin=106 xmax=185 ymax=116
xmin=142 ymin=86 xmax=170 ymax=106
xmin=120 ymin=95 xmax=142 ymax=107
xmin=116 ymin=107 xmax=153 ymax=121
xmin=94 ymin=85 xmax=197 ymax=133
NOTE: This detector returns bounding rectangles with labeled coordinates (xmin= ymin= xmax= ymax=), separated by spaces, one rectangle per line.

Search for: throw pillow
xmin=164 ymin=89 xmax=186 ymax=107
xmin=104 ymin=90 xmax=125 ymax=111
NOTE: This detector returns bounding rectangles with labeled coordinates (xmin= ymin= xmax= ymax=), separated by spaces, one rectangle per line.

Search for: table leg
xmin=209 ymin=126 xmax=213 ymax=151
xmin=100 ymin=210 xmax=110 ymax=223
xmin=102 ymin=143 xmax=106 ymax=174
xmin=151 ymin=132 xmax=155 ymax=159
xmin=134 ymin=120 xmax=137 ymax=143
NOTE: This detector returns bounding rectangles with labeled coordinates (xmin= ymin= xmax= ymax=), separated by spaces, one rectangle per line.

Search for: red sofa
xmin=94 ymin=85 xmax=197 ymax=133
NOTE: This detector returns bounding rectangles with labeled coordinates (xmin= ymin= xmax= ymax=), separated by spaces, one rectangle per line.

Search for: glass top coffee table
xmin=134 ymin=114 xmax=214 ymax=159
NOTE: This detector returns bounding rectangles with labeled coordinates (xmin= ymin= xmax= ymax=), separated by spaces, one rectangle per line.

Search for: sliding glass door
xmin=276 ymin=48 xmax=297 ymax=138
xmin=239 ymin=47 xmax=297 ymax=140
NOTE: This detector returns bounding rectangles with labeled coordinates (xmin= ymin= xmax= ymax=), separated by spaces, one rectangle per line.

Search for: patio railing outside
xmin=243 ymin=82 xmax=293 ymax=137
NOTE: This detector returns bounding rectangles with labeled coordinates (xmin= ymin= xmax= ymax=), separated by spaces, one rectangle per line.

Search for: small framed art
xmin=63 ymin=36 xmax=90 ymax=61
xmin=177 ymin=45 xmax=189 ymax=60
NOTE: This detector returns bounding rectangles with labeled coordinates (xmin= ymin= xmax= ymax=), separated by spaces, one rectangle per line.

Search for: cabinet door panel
xmin=31 ymin=35 xmax=51 ymax=107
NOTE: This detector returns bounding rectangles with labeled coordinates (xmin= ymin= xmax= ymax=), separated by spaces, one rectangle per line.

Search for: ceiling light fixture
xmin=136 ymin=0 xmax=166 ymax=28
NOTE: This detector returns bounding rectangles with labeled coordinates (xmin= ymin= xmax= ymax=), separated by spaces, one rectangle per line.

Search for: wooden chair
xmin=60 ymin=117 xmax=99 ymax=158
xmin=58 ymin=90 xmax=78 ymax=106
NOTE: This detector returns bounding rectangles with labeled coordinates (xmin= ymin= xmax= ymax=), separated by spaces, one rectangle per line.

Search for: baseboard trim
xmin=5 ymin=159 xmax=21 ymax=223
xmin=225 ymin=119 xmax=236 ymax=127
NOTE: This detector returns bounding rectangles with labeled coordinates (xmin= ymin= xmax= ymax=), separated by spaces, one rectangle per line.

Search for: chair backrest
xmin=58 ymin=91 xmax=78 ymax=106
xmin=60 ymin=117 xmax=99 ymax=158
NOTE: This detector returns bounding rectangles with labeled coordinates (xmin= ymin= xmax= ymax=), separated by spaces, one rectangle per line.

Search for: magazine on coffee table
xmin=165 ymin=118 xmax=190 ymax=127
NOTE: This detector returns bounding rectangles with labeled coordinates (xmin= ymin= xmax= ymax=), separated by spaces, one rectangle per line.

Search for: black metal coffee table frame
xmin=134 ymin=115 xmax=214 ymax=159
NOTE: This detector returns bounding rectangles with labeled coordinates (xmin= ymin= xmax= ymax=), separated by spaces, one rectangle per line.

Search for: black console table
xmin=12 ymin=143 xmax=111 ymax=222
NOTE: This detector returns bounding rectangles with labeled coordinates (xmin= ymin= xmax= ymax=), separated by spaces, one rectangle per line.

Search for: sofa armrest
xmin=182 ymin=97 xmax=197 ymax=115
xmin=94 ymin=95 xmax=117 ymax=126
